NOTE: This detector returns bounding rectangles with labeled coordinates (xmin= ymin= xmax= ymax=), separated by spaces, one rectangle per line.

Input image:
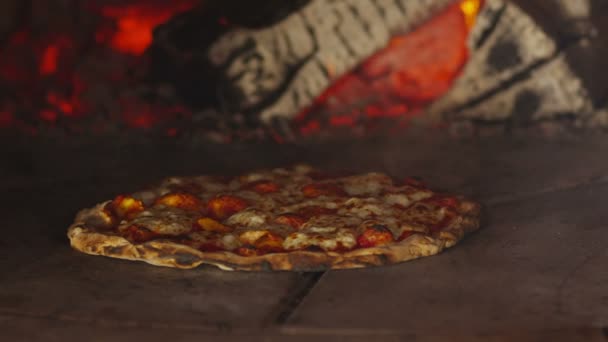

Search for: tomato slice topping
xmin=155 ymin=192 xmax=203 ymax=211
xmin=254 ymin=232 xmax=284 ymax=253
xmin=207 ymin=195 xmax=248 ymax=220
xmin=110 ymin=195 xmax=144 ymax=219
xmin=195 ymin=217 xmax=233 ymax=233
xmin=357 ymin=224 xmax=394 ymax=248
xmin=121 ymin=225 xmax=158 ymax=243
xmin=275 ymin=214 xmax=306 ymax=230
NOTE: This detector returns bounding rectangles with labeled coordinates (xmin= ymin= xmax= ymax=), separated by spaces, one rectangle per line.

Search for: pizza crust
xmin=67 ymin=200 xmax=480 ymax=271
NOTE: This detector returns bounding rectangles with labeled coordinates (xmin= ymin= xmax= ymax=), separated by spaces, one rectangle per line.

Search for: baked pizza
xmin=68 ymin=165 xmax=480 ymax=271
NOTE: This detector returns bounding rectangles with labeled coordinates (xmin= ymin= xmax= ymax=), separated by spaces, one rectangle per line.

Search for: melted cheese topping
xmin=283 ymin=229 xmax=357 ymax=251
xmin=238 ymin=230 xmax=270 ymax=244
xmin=226 ymin=209 xmax=267 ymax=228
xmin=408 ymin=191 xmax=433 ymax=202
xmin=300 ymin=213 xmax=359 ymax=231
xmin=128 ymin=207 xmax=194 ymax=235
xmin=384 ymin=193 xmax=411 ymax=207
xmin=343 ymin=173 xmax=392 ymax=196
xmin=402 ymin=203 xmax=446 ymax=224
xmin=98 ymin=165 xmax=457 ymax=254
xmin=221 ymin=234 xmax=240 ymax=250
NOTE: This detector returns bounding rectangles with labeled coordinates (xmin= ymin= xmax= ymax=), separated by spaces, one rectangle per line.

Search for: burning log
xmin=0 ymin=0 xmax=606 ymax=142
xmin=151 ymin=0 xmax=478 ymax=139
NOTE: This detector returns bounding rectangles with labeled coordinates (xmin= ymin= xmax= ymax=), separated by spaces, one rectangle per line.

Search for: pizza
xmin=67 ymin=165 xmax=480 ymax=271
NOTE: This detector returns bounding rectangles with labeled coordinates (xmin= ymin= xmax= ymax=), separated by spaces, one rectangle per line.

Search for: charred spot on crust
xmin=304 ymin=246 xmax=324 ymax=252
xmin=260 ymin=260 xmax=273 ymax=271
xmin=103 ymin=245 xmax=126 ymax=255
xmin=173 ymin=252 xmax=200 ymax=266
xmin=287 ymin=252 xmax=331 ymax=271
xmin=355 ymin=255 xmax=384 ymax=267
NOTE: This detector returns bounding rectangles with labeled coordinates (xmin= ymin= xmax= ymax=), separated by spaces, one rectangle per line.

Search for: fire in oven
xmin=1 ymin=0 xmax=607 ymax=340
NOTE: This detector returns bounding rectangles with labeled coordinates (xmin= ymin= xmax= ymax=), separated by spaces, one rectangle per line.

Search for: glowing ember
xmin=299 ymin=120 xmax=321 ymax=136
xmin=295 ymin=0 xmax=483 ymax=134
xmin=38 ymin=36 xmax=74 ymax=76
xmin=99 ymin=1 xmax=200 ymax=55
xmin=0 ymin=0 xmax=200 ymax=136
xmin=40 ymin=46 xmax=59 ymax=75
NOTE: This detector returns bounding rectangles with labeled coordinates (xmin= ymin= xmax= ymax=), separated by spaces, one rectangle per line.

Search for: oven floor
xmin=1 ymin=136 xmax=607 ymax=341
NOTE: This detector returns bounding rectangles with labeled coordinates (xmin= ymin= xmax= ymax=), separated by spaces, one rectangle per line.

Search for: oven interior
xmin=1 ymin=0 xmax=607 ymax=340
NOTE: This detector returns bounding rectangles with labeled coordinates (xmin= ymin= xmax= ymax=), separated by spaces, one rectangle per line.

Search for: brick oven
xmin=1 ymin=0 xmax=607 ymax=340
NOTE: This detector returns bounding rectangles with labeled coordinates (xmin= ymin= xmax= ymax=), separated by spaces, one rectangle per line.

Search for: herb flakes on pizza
xmin=67 ymin=165 xmax=481 ymax=271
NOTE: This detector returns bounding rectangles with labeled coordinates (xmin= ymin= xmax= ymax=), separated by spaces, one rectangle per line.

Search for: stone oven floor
xmin=1 ymin=136 xmax=607 ymax=341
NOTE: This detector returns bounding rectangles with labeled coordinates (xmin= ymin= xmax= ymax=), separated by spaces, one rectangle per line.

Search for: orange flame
xmin=460 ymin=0 xmax=483 ymax=29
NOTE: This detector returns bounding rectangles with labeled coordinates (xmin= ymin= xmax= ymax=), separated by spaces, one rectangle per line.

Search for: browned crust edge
xmin=67 ymin=200 xmax=481 ymax=271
